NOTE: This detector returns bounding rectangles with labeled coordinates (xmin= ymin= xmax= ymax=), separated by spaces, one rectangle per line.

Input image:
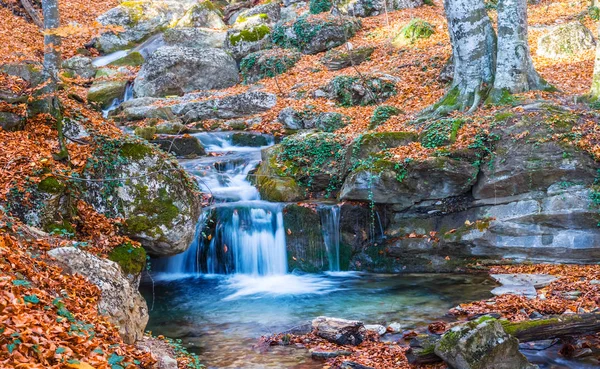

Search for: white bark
xmin=591 ymin=24 xmax=600 ymax=99
xmin=492 ymin=0 xmax=549 ymax=95
xmin=429 ymin=0 xmax=496 ymax=115
xmin=42 ymin=0 xmax=61 ymax=86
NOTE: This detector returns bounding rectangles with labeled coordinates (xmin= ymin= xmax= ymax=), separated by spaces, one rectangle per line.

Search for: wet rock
xmin=491 ymin=274 xmax=559 ymax=289
xmin=48 ymin=247 xmax=148 ymax=344
xmin=163 ymin=27 xmax=226 ymax=49
xmin=273 ymin=15 xmax=361 ymax=54
xmin=321 ymin=46 xmax=375 ymax=71
xmin=340 ymin=361 xmax=375 ymax=369
xmin=62 ymin=55 xmax=96 ymax=79
xmin=435 ymin=318 xmax=538 ymax=369
xmin=310 ymin=349 xmax=352 ymax=359
xmin=365 ymin=324 xmax=387 ymax=336
xmin=387 ymin=322 xmax=402 ymax=333
xmin=81 ymin=140 xmax=202 ymax=256
xmin=283 ymin=204 xmax=329 ymax=272
xmin=151 ymin=135 xmax=206 ymax=158
xmin=134 ymin=46 xmax=239 ymax=97
xmin=491 ymin=285 xmax=537 ymax=299
xmin=175 ymin=1 xmax=226 ymax=28
xmin=254 ymin=146 xmax=305 ymax=202
xmin=312 ymin=316 xmax=366 ymax=345
xmin=537 ymin=21 xmax=595 ymax=59
xmin=231 ymin=132 xmax=269 ymax=147
xmin=337 ymin=0 xmax=422 ymax=17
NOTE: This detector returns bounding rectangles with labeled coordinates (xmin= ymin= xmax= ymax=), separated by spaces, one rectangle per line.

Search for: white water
xmin=102 ymin=82 xmax=133 ymax=118
xmin=93 ymin=34 xmax=165 ymax=67
xmin=318 ymin=204 xmax=341 ymax=272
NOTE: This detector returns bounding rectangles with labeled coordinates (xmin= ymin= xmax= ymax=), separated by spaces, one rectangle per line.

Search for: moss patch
xmin=108 ymin=242 xmax=147 ymax=275
xmin=38 ymin=177 xmax=65 ymax=194
xmin=120 ymin=142 xmax=153 ymax=160
xmin=125 ymin=187 xmax=180 ymax=236
xmin=109 ymin=51 xmax=145 ymax=67
xmin=229 ymin=24 xmax=271 ymax=46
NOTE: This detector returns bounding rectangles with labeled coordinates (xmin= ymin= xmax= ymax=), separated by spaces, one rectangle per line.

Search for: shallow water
xmin=141 ymin=272 xmax=494 ymax=368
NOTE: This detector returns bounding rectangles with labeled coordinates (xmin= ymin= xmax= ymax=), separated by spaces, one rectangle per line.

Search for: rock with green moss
xmin=163 ymin=27 xmax=226 ymax=49
xmin=435 ymin=319 xmax=537 ymax=369
xmin=62 ymin=56 xmax=96 ymax=79
xmin=319 ymin=74 xmax=397 ymax=107
xmin=392 ymin=18 xmax=435 ymax=47
xmin=240 ymin=48 xmax=301 ymax=83
xmin=151 ymin=135 xmax=206 ymax=158
xmin=108 ymin=242 xmax=147 ymax=275
xmin=133 ymin=46 xmax=239 ymax=97
xmin=321 ymin=46 xmax=374 ymax=71
xmin=175 ymin=1 xmax=226 ymax=28
xmin=345 ymin=132 xmax=416 ymax=168
xmin=537 ymin=21 xmax=595 ymax=59
xmin=155 ymin=121 xmax=188 ymax=134
xmin=88 ymin=68 xmax=132 ymax=109
xmin=233 ymin=0 xmax=281 ymax=24
xmin=226 ymin=23 xmax=273 ymax=60
xmin=272 ymin=15 xmax=361 ymax=54
xmin=231 ymin=132 xmax=269 ymax=147
xmin=340 ymin=156 xmax=478 ymax=209
xmin=419 ymin=118 xmax=463 ymax=148
xmin=309 ymin=0 xmax=332 ymax=14
xmin=134 ymin=126 xmax=157 ymax=140
xmin=81 ymin=139 xmax=202 ymax=256
xmin=254 ymin=146 xmax=306 ymax=202
xmin=109 ymin=51 xmax=145 ymax=67
xmin=95 ymin=0 xmax=199 ymax=53
xmin=338 ymin=0 xmax=422 ymax=17
xmin=369 ymin=105 xmax=402 ymax=129
xmin=284 ymin=204 xmax=330 ymax=272
xmin=313 ymin=112 xmax=351 ymax=132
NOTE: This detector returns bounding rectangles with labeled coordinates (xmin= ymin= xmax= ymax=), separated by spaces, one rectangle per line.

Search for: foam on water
xmin=221 ymin=273 xmax=341 ymax=300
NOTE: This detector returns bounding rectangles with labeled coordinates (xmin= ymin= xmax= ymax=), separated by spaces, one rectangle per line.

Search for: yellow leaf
xmin=66 ymin=362 xmax=96 ymax=369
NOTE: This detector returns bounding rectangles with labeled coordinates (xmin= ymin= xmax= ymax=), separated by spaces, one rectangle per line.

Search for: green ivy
xmin=309 ymin=0 xmax=332 ymax=14
xmin=421 ymin=118 xmax=464 ymax=148
xmin=370 ymin=105 xmax=402 ymax=129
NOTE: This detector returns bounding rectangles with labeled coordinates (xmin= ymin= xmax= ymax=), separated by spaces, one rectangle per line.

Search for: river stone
xmin=134 ymin=46 xmax=239 ymax=97
xmin=95 ymin=0 xmax=197 ymax=53
xmin=312 ymin=316 xmax=366 ymax=345
xmin=175 ymin=1 xmax=226 ymax=28
xmin=274 ymin=15 xmax=361 ymax=54
xmin=340 ymin=156 xmax=478 ymax=209
xmin=48 ymin=247 xmax=148 ymax=344
xmin=62 ymin=55 xmax=96 ymax=79
xmin=81 ymin=141 xmax=202 ymax=256
xmin=337 ymin=0 xmax=422 ymax=17
xmin=435 ymin=319 xmax=538 ymax=369
xmin=136 ymin=336 xmax=178 ymax=369
xmin=365 ymin=324 xmax=387 ymax=336
xmin=310 ymin=349 xmax=352 ymax=359
xmin=163 ymin=27 xmax=226 ymax=49
xmin=491 ymin=285 xmax=537 ymax=299
xmin=491 ymin=274 xmax=559 ymax=289
xmin=151 ymin=135 xmax=206 ymax=158
xmin=537 ymin=21 xmax=595 ymax=59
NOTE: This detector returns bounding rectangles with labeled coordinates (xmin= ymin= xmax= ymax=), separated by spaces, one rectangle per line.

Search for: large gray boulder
xmin=163 ymin=27 xmax=226 ymax=49
xmin=312 ymin=316 xmax=366 ymax=346
xmin=48 ymin=247 xmax=148 ymax=344
xmin=133 ymin=46 xmax=239 ymax=97
xmin=337 ymin=0 xmax=422 ymax=17
xmin=81 ymin=140 xmax=202 ymax=256
xmin=226 ymin=17 xmax=274 ymax=60
xmin=537 ymin=21 xmax=595 ymax=59
xmin=175 ymin=1 xmax=226 ymax=28
xmin=273 ymin=15 xmax=361 ymax=54
xmin=435 ymin=319 xmax=538 ymax=369
xmin=95 ymin=0 xmax=197 ymax=53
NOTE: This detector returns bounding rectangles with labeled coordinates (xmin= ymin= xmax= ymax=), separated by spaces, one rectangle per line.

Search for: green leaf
xmin=12 ymin=279 xmax=31 ymax=287
xmin=24 ymin=294 xmax=40 ymax=304
xmin=56 ymin=347 xmax=66 ymax=354
xmin=108 ymin=353 xmax=124 ymax=365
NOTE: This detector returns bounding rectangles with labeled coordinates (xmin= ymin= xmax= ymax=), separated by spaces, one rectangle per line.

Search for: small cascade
xmin=318 ymin=204 xmax=341 ymax=272
xmin=93 ymin=34 xmax=165 ymax=67
xmin=102 ymin=82 xmax=133 ymax=118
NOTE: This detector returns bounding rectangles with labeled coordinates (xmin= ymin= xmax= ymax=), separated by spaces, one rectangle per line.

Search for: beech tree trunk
xmin=427 ymin=0 xmax=496 ymax=116
xmin=490 ymin=0 xmax=550 ymax=100
xmin=41 ymin=0 xmax=68 ymax=160
xmin=590 ymin=25 xmax=600 ymax=99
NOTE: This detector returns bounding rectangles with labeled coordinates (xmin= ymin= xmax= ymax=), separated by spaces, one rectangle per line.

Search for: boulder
xmin=117 ymin=91 xmax=277 ymax=122
xmin=62 ymin=55 xmax=96 ymax=79
xmin=319 ymin=74 xmax=397 ymax=106
xmin=254 ymin=146 xmax=305 ymax=202
xmin=0 ymin=112 xmax=23 ymax=131
xmin=234 ymin=0 xmax=282 ymax=24
xmin=312 ymin=316 xmax=366 ymax=345
xmin=365 ymin=324 xmax=387 ymax=336
xmin=48 ymin=247 xmax=148 ymax=344
xmin=81 ymin=140 xmax=202 ymax=256
xmin=273 ymin=15 xmax=361 ymax=54
xmin=240 ymin=48 xmax=301 ymax=83
xmin=435 ymin=318 xmax=538 ymax=369
xmin=88 ymin=68 xmax=131 ymax=109
xmin=321 ymin=46 xmax=375 ymax=71
xmin=155 ymin=121 xmax=189 ymax=134
xmin=340 ymin=156 xmax=478 ymax=209
xmin=537 ymin=21 xmax=595 ymax=59
xmin=151 ymin=135 xmax=206 ymax=158
xmin=95 ymin=0 xmax=197 ymax=53
xmin=226 ymin=21 xmax=273 ymax=60
xmin=277 ymin=107 xmax=351 ymax=131
xmin=337 ymin=0 xmax=422 ymax=17
xmin=345 ymin=132 xmax=417 ymax=168
xmin=163 ymin=27 xmax=226 ymax=49
xmin=175 ymin=1 xmax=226 ymax=28
xmin=133 ymin=46 xmax=239 ymax=97
xmin=230 ymin=132 xmax=269 ymax=147
xmin=109 ymin=51 xmax=145 ymax=67
xmin=392 ymin=18 xmax=435 ymax=47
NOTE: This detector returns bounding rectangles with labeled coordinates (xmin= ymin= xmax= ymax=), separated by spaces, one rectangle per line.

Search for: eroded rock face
xmin=81 ymin=141 xmax=202 ymax=256
xmin=435 ymin=319 xmax=537 ymax=369
xmin=48 ymin=247 xmax=148 ymax=344
xmin=134 ymin=46 xmax=239 ymax=97
xmin=312 ymin=316 xmax=366 ymax=345
xmin=537 ymin=21 xmax=595 ymax=59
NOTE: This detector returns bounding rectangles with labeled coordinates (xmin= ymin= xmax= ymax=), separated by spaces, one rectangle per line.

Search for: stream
xmin=109 ymin=97 xmax=594 ymax=369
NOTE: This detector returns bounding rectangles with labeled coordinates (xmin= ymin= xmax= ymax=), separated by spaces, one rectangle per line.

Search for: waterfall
xmin=102 ymin=82 xmax=134 ymax=118
xmin=318 ymin=204 xmax=341 ymax=272
xmin=153 ymin=133 xmax=287 ymax=277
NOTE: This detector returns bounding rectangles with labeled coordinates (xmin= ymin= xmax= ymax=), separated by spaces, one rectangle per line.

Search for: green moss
xmin=198 ymin=0 xmax=220 ymax=13
xmin=108 ymin=242 xmax=147 ymax=275
xmin=120 ymin=1 xmax=145 ymax=24
xmin=393 ymin=19 xmax=435 ymax=47
xmin=38 ymin=177 xmax=65 ymax=194
xmin=240 ymin=49 xmax=301 ymax=83
xmin=493 ymin=111 xmax=515 ymax=122
xmin=330 ymin=75 xmax=397 ymax=107
xmin=420 ymin=118 xmax=464 ymax=148
xmin=120 ymin=142 xmax=153 ymax=160
xmin=134 ymin=126 xmax=157 ymax=141
xmin=124 ymin=187 xmax=180 ymax=236
xmin=229 ymin=24 xmax=271 ymax=46
xmin=500 ymin=317 xmax=560 ymax=337
xmin=45 ymin=220 xmax=75 ymax=237
xmin=109 ymin=51 xmax=144 ymax=67
xmin=486 ymin=88 xmax=519 ymax=106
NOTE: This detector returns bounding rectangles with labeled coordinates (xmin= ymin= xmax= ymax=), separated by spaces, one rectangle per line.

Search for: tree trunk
xmin=41 ymin=0 xmax=68 ymax=161
xmin=427 ymin=0 xmax=496 ymax=116
xmin=490 ymin=0 xmax=551 ymax=101
xmin=590 ymin=25 xmax=600 ymax=99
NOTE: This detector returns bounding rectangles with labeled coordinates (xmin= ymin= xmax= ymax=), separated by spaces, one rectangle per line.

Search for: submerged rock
xmin=134 ymin=46 xmax=239 ymax=97
xmin=435 ymin=318 xmax=538 ymax=369
xmin=312 ymin=316 xmax=366 ymax=345
xmin=48 ymin=247 xmax=148 ymax=344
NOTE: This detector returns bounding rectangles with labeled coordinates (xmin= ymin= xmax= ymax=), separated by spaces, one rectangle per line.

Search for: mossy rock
xmin=392 ymin=18 xmax=435 ymax=47
xmin=45 ymin=220 xmax=76 ymax=237
xmin=313 ymin=112 xmax=351 ymax=132
xmin=240 ymin=48 xmax=301 ymax=84
xmin=109 ymin=51 xmax=145 ymax=67
xmin=88 ymin=75 xmax=129 ymax=110
xmin=231 ymin=132 xmax=269 ymax=147
xmin=321 ymin=46 xmax=374 ymax=71
xmin=309 ymin=0 xmax=332 ymax=14
xmin=325 ymin=75 xmax=397 ymax=107
xmin=228 ymin=24 xmax=272 ymax=46
xmin=369 ymin=105 xmax=402 ymax=129
xmin=38 ymin=176 xmax=65 ymax=194
xmin=134 ymin=126 xmax=157 ymax=141
xmin=108 ymin=242 xmax=147 ymax=275
xmin=284 ymin=204 xmax=329 ymax=272
xmin=254 ymin=146 xmax=305 ymax=202
xmin=419 ymin=118 xmax=464 ymax=148
xmin=347 ymin=131 xmax=417 ymax=165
